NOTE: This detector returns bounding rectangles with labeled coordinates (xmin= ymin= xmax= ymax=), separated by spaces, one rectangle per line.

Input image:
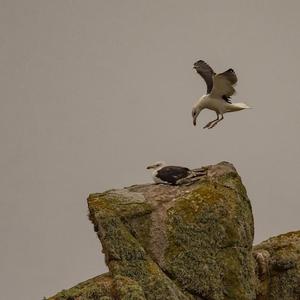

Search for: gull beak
xmin=146 ymin=165 xmax=153 ymax=170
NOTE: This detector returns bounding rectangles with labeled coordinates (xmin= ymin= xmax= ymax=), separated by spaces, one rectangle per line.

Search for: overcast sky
xmin=1 ymin=1 xmax=300 ymax=299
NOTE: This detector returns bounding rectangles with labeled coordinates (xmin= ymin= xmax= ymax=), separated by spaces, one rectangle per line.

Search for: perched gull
xmin=192 ymin=60 xmax=250 ymax=129
xmin=146 ymin=161 xmax=205 ymax=185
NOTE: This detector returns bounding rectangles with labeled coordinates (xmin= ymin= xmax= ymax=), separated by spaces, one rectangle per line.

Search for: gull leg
xmin=203 ymin=113 xmax=219 ymax=129
xmin=208 ymin=114 xmax=224 ymax=129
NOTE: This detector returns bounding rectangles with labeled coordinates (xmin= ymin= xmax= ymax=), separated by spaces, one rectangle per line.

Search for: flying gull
xmin=146 ymin=161 xmax=205 ymax=185
xmin=192 ymin=60 xmax=250 ymax=129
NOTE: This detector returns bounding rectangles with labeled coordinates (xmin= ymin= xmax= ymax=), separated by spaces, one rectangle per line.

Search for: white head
xmin=146 ymin=161 xmax=166 ymax=171
xmin=192 ymin=99 xmax=205 ymax=126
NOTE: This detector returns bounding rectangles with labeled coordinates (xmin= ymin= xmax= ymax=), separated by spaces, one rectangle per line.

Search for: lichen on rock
xmin=85 ymin=162 xmax=256 ymax=300
xmin=253 ymin=230 xmax=300 ymax=300
xmin=46 ymin=161 xmax=299 ymax=300
xmin=47 ymin=273 xmax=114 ymax=300
xmin=161 ymin=164 xmax=256 ymax=299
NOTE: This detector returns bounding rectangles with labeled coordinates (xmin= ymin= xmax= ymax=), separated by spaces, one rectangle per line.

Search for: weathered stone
xmin=87 ymin=161 xmax=256 ymax=300
xmin=253 ymin=231 xmax=300 ymax=300
xmin=48 ymin=162 xmax=300 ymax=300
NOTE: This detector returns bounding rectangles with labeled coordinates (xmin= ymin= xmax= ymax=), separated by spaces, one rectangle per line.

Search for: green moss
xmin=47 ymin=274 xmax=113 ymax=300
xmin=217 ymin=248 xmax=256 ymax=299
xmin=105 ymin=231 xmax=191 ymax=299
xmin=168 ymin=183 xmax=225 ymax=223
xmin=254 ymin=231 xmax=300 ymax=300
xmin=50 ymin=162 xmax=260 ymax=300
xmin=163 ymin=178 xmax=255 ymax=299
xmin=122 ymin=214 xmax=152 ymax=259
xmin=110 ymin=259 xmax=191 ymax=299
xmin=98 ymin=217 xmax=147 ymax=262
xmin=113 ymin=275 xmax=146 ymax=300
xmin=88 ymin=193 xmax=153 ymax=219
xmin=89 ymin=191 xmax=191 ymax=299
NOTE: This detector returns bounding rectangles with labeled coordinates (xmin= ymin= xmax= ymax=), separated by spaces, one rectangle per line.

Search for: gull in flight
xmin=192 ymin=60 xmax=250 ymax=129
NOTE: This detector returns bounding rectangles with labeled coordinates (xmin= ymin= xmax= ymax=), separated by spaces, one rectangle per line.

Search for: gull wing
xmin=193 ymin=60 xmax=216 ymax=94
xmin=157 ymin=166 xmax=190 ymax=185
xmin=211 ymin=68 xmax=238 ymax=98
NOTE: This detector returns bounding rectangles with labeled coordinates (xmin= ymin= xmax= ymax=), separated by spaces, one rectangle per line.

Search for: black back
xmin=157 ymin=166 xmax=190 ymax=185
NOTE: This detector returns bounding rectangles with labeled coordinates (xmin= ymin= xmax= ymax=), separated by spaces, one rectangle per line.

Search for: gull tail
xmin=227 ymin=102 xmax=251 ymax=112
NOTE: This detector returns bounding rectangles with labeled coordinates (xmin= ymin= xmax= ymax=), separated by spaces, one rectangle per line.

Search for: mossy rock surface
xmin=46 ymin=162 xmax=300 ymax=300
xmin=86 ymin=161 xmax=256 ymax=300
xmin=48 ymin=273 xmax=114 ymax=300
xmin=48 ymin=162 xmax=267 ymax=300
xmin=253 ymin=230 xmax=300 ymax=300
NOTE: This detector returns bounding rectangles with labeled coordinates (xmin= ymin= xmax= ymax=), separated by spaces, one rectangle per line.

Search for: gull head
xmin=192 ymin=106 xmax=202 ymax=126
xmin=192 ymin=96 xmax=206 ymax=126
xmin=146 ymin=161 xmax=166 ymax=171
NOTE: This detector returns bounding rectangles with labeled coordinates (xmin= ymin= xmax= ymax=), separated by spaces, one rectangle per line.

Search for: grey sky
xmin=0 ymin=1 xmax=299 ymax=299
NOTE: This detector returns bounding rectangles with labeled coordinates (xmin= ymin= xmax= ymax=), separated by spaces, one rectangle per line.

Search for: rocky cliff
xmin=47 ymin=162 xmax=300 ymax=300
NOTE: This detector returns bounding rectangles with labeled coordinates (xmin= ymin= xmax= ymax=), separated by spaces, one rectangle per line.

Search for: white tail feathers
xmin=234 ymin=102 xmax=251 ymax=109
xmin=227 ymin=102 xmax=251 ymax=112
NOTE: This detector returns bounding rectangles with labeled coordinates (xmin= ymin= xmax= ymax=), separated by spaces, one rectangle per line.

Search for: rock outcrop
xmin=253 ymin=231 xmax=300 ymax=300
xmin=47 ymin=162 xmax=300 ymax=300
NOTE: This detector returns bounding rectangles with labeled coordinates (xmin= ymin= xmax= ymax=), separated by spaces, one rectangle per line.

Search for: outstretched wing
xmin=211 ymin=68 xmax=238 ymax=98
xmin=157 ymin=166 xmax=190 ymax=185
xmin=193 ymin=60 xmax=215 ymax=94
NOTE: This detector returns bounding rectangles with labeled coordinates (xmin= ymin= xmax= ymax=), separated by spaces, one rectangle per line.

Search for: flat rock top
xmin=89 ymin=161 xmax=240 ymax=204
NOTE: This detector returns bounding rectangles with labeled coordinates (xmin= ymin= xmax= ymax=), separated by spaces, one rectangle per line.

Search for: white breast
xmin=204 ymin=96 xmax=227 ymax=114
